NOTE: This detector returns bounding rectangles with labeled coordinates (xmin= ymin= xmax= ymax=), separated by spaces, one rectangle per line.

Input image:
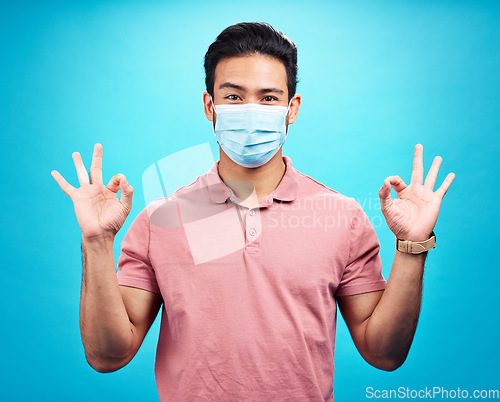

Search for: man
xmin=51 ymin=22 xmax=455 ymax=401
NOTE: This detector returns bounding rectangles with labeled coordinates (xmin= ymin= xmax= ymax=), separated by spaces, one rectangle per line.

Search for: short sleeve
xmin=117 ymin=207 xmax=161 ymax=294
xmin=335 ymin=201 xmax=386 ymax=297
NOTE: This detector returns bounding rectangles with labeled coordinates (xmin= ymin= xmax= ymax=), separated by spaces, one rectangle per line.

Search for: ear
xmin=287 ymin=94 xmax=302 ymax=124
xmin=203 ymin=91 xmax=215 ymax=121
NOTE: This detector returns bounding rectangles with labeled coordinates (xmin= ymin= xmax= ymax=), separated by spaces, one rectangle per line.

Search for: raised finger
xmin=410 ymin=144 xmax=424 ymax=184
xmin=435 ymin=172 xmax=455 ymax=199
xmin=72 ymin=152 xmax=89 ymax=185
xmin=90 ymin=143 xmax=103 ymax=185
xmin=424 ymin=156 xmax=442 ymax=190
xmin=51 ymin=170 xmax=76 ymax=198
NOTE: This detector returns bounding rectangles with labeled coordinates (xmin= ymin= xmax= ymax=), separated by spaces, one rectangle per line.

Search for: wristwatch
xmin=396 ymin=231 xmax=436 ymax=254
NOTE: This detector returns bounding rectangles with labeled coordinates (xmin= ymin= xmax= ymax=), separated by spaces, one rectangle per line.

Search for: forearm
xmin=80 ymin=234 xmax=134 ymax=371
xmin=364 ymin=250 xmax=426 ymax=369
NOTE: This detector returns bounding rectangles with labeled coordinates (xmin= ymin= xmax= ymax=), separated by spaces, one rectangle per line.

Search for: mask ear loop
xmin=210 ymin=96 xmax=217 ymax=138
xmin=284 ymin=97 xmax=293 ymax=139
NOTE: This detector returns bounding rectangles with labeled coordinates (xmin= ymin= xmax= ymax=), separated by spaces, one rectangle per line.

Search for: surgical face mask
xmin=212 ymin=99 xmax=291 ymax=168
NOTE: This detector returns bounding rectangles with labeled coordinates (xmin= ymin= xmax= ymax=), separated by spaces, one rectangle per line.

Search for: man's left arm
xmin=338 ymin=144 xmax=455 ymax=371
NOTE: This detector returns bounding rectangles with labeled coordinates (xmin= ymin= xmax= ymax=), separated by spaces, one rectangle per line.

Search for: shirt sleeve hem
xmin=335 ymin=280 xmax=387 ymax=297
xmin=117 ymin=275 xmax=161 ymax=295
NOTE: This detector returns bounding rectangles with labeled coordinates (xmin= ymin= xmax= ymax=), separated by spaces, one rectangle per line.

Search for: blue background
xmin=1 ymin=0 xmax=499 ymax=400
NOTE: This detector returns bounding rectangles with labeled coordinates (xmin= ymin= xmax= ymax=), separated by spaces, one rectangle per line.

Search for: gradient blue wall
xmin=1 ymin=1 xmax=499 ymax=401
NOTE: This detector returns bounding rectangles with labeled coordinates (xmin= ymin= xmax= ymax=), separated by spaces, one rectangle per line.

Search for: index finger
xmin=51 ymin=170 xmax=76 ymax=198
xmin=410 ymin=144 xmax=424 ymax=184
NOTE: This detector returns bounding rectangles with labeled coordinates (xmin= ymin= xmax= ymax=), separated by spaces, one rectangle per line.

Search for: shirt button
xmin=249 ymin=209 xmax=256 ymax=216
xmin=249 ymin=228 xmax=257 ymax=236
xmin=266 ymin=198 xmax=272 ymax=205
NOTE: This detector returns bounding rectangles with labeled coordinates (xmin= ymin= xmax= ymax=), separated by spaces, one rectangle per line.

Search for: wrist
xmin=396 ymin=231 xmax=436 ymax=254
xmin=82 ymin=232 xmax=115 ymax=245
xmin=396 ymin=230 xmax=433 ymax=243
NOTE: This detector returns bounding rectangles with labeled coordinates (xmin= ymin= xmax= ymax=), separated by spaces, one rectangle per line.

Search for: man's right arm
xmin=51 ymin=143 xmax=161 ymax=373
xmin=80 ymin=234 xmax=162 ymax=373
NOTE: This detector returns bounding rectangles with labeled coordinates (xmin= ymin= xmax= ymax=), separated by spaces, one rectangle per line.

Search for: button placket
xmin=245 ymin=207 xmax=262 ymax=249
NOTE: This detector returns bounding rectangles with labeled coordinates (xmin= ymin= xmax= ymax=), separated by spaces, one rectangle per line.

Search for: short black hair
xmin=204 ymin=22 xmax=298 ymax=101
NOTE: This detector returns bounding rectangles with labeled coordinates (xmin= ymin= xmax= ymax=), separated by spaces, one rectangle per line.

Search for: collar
xmin=206 ymin=156 xmax=299 ymax=204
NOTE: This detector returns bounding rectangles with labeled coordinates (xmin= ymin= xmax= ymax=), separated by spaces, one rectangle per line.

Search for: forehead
xmin=214 ymin=54 xmax=287 ymax=90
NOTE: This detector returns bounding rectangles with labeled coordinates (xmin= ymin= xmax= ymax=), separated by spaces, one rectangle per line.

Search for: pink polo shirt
xmin=117 ymin=156 xmax=386 ymax=401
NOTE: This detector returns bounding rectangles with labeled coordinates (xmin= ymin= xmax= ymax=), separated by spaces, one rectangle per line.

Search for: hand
xmin=51 ymin=143 xmax=134 ymax=240
xmin=378 ymin=144 xmax=455 ymax=242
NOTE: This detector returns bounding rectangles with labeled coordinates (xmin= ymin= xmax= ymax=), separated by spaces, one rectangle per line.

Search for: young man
xmin=51 ymin=22 xmax=455 ymax=401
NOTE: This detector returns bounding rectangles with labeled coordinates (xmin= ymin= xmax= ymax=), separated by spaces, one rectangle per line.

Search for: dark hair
xmin=204 ymin=22 xmax=298 ymax=101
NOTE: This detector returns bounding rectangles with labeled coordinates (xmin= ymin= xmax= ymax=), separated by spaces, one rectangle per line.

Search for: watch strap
xmin=396 ymin=231 xmax=436 ymax=254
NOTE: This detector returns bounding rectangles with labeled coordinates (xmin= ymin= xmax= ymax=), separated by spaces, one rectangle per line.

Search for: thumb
xmin=378 ymin=178 xmax=392 ymax=211
xmin=119 ymin=175 xmax=134 ymax=210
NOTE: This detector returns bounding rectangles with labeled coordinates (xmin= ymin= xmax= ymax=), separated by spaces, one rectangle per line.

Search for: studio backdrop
xmin=1 ymin=0 xmax=499 ymax=401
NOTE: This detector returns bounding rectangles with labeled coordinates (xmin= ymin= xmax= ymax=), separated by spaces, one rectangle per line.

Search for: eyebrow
xmin=219 ymin=82 xmax=285 ymax=95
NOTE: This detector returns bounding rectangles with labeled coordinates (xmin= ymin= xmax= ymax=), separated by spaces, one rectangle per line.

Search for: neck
xmin=217 ymin=149 xmax=286 ymax=202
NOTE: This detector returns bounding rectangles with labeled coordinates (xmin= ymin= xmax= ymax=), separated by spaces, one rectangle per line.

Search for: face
xmin=203 ymin=54 xmax=301 ymax=124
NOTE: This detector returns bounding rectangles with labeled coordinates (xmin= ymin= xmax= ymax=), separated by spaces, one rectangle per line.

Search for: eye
xmin=262 ymin=96 xmax=278 ymax=102
xmin=224 ymin=94 xmax=241 ymax=101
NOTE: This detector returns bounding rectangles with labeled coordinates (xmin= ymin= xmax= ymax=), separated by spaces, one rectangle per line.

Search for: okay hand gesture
xmin=51 ymin=143 xmax=134 ymax=240
xmin=379 ymin=144 xmax=455 ymax=242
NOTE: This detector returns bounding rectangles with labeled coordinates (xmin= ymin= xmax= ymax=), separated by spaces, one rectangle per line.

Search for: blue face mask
xmin=212 ymin=100 xmax=291 ymax=168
